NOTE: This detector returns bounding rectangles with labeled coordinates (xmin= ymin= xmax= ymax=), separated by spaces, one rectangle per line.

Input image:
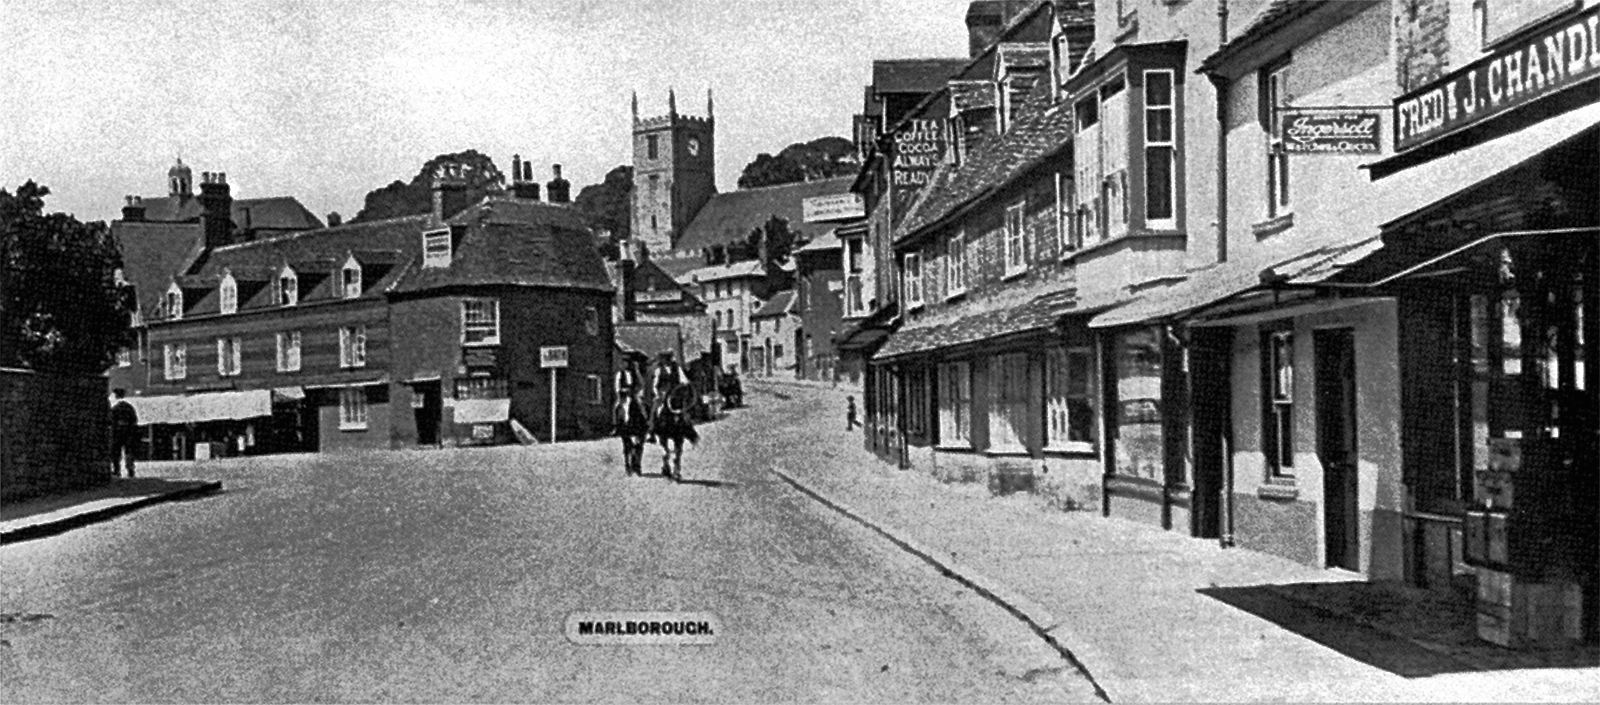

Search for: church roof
xmin=672 ymin=176 xmax=856 ymax=255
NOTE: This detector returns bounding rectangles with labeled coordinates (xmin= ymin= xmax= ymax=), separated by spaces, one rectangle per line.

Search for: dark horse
xmin=613 ymin=391 xmax=651 ymax=476
xmin=651 ymin=382 xmax=699 ymax=481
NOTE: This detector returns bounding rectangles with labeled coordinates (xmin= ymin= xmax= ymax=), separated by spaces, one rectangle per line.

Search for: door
xmin=1190 ymin=327 xmax=1233 ymax=540
xmin=414 ymin=381 xmax=441 ymax=446
xmin=1316 ymin=328 xmax=1359 ymax=571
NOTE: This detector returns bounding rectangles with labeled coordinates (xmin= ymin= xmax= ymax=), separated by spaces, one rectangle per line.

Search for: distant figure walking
xmin=846 ymin=396 xmax=861 ymax=430
xmin=110 ymin=388 xmax=138 ymax=478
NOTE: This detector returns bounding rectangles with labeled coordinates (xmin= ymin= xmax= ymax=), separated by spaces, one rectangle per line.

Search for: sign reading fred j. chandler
xmin=1280 ymin=111 xmax=1381 ymax=154
xmin=1394 ymin=3 xmax=1600 ymax=152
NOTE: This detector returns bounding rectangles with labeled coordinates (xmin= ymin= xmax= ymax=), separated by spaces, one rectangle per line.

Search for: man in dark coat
xmin=110 ymin=388 xmax=138 ymax=478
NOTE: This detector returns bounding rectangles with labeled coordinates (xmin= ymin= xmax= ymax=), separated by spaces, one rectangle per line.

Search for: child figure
xmin=846 ymin=396 xmax=861 ymax=430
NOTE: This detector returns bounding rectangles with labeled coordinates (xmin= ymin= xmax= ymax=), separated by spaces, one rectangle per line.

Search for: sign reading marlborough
xmin=1394 ymin=3 xmax=1600 ymax=151
xmin=1280 ymin=110 xmax=1382 ymax=154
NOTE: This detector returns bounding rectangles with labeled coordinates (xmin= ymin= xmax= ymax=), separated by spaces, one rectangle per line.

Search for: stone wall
xmin=1 ymin=368 xmax=111 ymax=503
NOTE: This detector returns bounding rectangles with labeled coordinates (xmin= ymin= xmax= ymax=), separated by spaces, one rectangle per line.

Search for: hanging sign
xmin=803 ymin=193 xmax=865 ymax=223
xmin=1394 ymin=3 xmax=1600 ymax=151
xmin=1281 ymin=110 xmax=1382 ymax=154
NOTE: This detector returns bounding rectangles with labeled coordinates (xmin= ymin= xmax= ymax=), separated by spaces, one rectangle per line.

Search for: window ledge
xmin=339 ymin=425 xmax=369 ymax=432
xmin=906 ymin=301 xmax=925 ymax=313
xmin=945 ymin=289 xmax=968 ymax=303
xmin=1253 ymin=212 xmax=1295 ymax=239
xmin=984 ymin=448 xmax=1030 ymax=457
xmin=1043 ymin=445 xmax=1098 ymax=459
xmin=1257 ymin=481 xmax=1300 ymax=501
xmin=1061 ymin=230 xmax=1188 ymax=265
xmin=1002 ymin=268 xmax=1028 ymax=282
xmin=935 ymin=443 xmax=978 ymax=453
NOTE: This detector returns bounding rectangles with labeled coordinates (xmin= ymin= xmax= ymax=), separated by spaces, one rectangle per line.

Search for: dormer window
xmin=423 ymin=228 xmax=452 ymax=268
xmin=341 ymin=256 xmax=362 ymax=298
xmin=277 ymin=267 xmax=298 ymax=306
xmin=219 ymin=272 xmax=238 ymax=315
xmin=165 ymin=283 xmax=184 ymax=320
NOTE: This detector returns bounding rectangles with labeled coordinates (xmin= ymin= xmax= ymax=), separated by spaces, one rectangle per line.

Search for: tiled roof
xmin=674 ymin=177 xmax=857 ymax=254
xmin=872 ymin=58 xmax=969 ymax=94
xmin=113 ymin=220 xmax=205 ymax=316
xmin=616 ymin=322 xmax=682 ymax=358
xmin=896 ymin=78 xmax=1072 ymax=242
xmin=129 ymin=195 xmax=323 ymax=232
xmin=752 ymin=290 xmax=797 ymax=318
xmin=875 ymin=284 xmax=1078 ymax=360
xmin=677 ymin=260 xmax=765 ymax=285
xmin=796 ymin=226 xmax=844 ymax=253
xmin=394 ymin=198 xmax=609 ymax=295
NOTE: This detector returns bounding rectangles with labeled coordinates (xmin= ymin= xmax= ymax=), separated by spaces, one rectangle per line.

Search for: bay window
xmin=1101 ymin=81 xmax=1130 ymax=240
xmin=1067 ymin=45 xmax=1186 ymax=242
xmin=1144 ymin=70 xmax=1176 ymax=228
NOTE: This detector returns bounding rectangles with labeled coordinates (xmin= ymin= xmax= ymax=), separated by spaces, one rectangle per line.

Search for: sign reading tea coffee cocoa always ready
xmin=1280 ymin=111 xmax=1382 ymax=154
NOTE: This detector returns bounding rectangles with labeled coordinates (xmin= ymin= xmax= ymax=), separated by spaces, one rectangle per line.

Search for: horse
xmin=613 ymin=391 xmax=651 ymax=476
xmin=651 ymin=381 xmax=699 ymax=481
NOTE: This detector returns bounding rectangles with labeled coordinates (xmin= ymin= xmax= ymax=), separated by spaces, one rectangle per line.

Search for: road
xmin=0 ymin=382 xmax=1096 ymax=702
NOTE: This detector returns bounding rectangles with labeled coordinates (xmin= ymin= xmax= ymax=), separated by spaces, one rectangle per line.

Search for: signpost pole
xmin=549 ymin=367 xmax=557 ymax=444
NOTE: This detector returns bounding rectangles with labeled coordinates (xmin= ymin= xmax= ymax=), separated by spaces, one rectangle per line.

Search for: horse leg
xmin=672 ymin=439 xmax=683 ymax=481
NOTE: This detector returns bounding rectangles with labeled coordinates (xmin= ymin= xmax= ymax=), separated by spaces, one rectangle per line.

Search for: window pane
xmin=1146 ymin=146 xmax=1174 ymax=221
xmin=1144 ymin=71 xmax=1172 ymax=107
xmin=1145 ymin=107 xmax=1172 ymax=143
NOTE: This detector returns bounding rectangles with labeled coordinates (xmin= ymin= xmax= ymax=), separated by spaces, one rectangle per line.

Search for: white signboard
xmin=802 ymin=193 xmax=865 ymax=223
xmin=540 ymin=346 xmax=569 ymax=369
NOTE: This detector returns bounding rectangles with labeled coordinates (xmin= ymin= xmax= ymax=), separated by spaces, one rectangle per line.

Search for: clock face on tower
xmin=687 ymin=137 xmax=701 ymax=157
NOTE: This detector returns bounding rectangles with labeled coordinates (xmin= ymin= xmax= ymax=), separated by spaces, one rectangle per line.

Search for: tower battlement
xmin=634 ymin=113 xmax=712 ymax=131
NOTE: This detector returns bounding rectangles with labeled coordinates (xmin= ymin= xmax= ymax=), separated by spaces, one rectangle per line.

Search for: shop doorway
xmin=1317 ymin=328 xmax=1360 ymax=571
xmin=414 ymin=382 xmax=441 ymax=446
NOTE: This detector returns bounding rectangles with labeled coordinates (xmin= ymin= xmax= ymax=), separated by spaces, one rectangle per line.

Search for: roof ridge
xmin=729 ymin=175 xmax=856 ymax=194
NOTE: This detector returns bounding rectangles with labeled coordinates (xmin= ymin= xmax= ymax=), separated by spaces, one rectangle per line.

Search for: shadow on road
xmin=1 ymin=478 xmax=217 ymax=523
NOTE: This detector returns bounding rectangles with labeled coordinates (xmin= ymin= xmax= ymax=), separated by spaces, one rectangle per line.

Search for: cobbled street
xmin=0 ymin=382 xmax=1096 ymax=702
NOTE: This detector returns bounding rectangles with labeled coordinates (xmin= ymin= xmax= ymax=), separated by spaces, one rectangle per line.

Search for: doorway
xmin=1316 ymin=328 xmax=1359 ymax=571
xmin=414 ymin=381 xmax=442 ymax=446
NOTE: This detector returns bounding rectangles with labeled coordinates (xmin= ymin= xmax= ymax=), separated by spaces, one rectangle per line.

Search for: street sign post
xmin=540 ymin=346 xmax=569 ymax=442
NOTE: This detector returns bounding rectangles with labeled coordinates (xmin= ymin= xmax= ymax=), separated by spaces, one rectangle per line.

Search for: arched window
xmin=341 ymin=256 xmax=362 ymax=299
xmin=219 ymin=272 xmax=238 ymax=314
xmin=165 ymin=282 xmax=184 ymax=320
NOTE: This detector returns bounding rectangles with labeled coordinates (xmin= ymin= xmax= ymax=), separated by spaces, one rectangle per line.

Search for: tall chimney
xmin=121 ymin=195 xmax=146 ymax=221
xmin=432 ymin=164 xmax=472 ymax=221
xmin=511 ymin=153 xmax=541 ymax=200
xmin=546 ymin=164 xmax=571 ymax=204
xmin=326 ymin=211 xmax=342 ymax=227
xmin=199 ymin=171 xmax=234 ymax=249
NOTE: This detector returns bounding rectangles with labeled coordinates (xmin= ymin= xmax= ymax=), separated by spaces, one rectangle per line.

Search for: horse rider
xmin=613 ymin=353 xmax=648 ymax=475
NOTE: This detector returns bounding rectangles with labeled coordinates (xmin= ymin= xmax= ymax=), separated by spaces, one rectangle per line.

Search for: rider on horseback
xmin=650 ymin=350 xmax=699 ymax=480
xmin=613 ymin=352 xmax=649 ymax=476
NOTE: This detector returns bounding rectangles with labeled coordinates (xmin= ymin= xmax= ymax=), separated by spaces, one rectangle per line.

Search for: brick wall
xmin=1 ymin=368 xmax=112 ymax=503
xmin=1395 ymin=0 xmax=1451 ymax=92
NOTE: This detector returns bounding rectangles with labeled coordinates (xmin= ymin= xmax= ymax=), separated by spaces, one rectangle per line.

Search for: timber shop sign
xmin=1394 ymin=3 xmax=1600 ymax=152
xmin=1281 ymin=110 xmax=1381 ymax=154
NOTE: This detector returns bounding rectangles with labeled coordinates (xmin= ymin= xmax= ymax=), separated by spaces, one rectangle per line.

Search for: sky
xmin=2 ymin=0 xmax=975 ymax=225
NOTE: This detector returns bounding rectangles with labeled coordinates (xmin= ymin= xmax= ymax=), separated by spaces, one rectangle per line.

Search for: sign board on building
xmin=891 ymin=119 xmax=944 ymax=189
xmin=1394 ymin=3 xmax=1600 ymax=151
xmin=636 ymin=289 xmax=682 ymax=303
xmin=1280 ymin=110 xmax=1382 ymax=154
xmin=802 ymin=193 xmax=866 ymax=223
xmin=540 ymin=346 xmax=569 ymax=369
xmin=462 ymin=347 xmax=498 ymax=370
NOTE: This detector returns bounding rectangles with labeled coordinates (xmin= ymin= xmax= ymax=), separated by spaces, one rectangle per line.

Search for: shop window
xmin=164 ymin=342 xmax=187 ymax=380
xmin=1144 ymin=70 xmax=1176 ymax=228
xmin=219 ymin=273 xmax=238 ymax=315
xmin=462 ymin=298 xmax=501 ymax=346
xmin=276 ymin=331 xmax=301 ymax=372
xmin=939 ymin=361 xmax=972 ymax=448
xmin=216 ymin=337 xmax=241 ymax=377
xmin=904 ymin=251 xmax=923 ymax=308
xmin=341 ymin=257 xmax=363 ymax=299
xmin=1046 ymin=347 xmax=1096 ymax=452
xmin=339 ymin=325 xmax=366 ymax=369
xmin=455 ymin=377 xmax=508 ymax=400
xmin=339 ymin=387 xmax=368 ymax=430
xmin=1004 ymin=203 xmax=1028 ymax=277
xmin=1261 ymin=327 xmax=1295 ymax=476
xmin=989 ymin=353 xmax=1030 ymax=452
xmin=1261 ymin=59 xmax=1291 ymax=219
xmin=947 ymin=232 xmax=967 ymax=297
xmin=1111 ymin=327 xmax=1164 ymax=480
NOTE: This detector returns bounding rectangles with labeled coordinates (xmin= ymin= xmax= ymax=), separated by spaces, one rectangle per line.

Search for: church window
xmin=647 ymin=135 xmax=659 ymax=160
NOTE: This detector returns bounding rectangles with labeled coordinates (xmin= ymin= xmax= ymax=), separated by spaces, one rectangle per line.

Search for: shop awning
xmin=453 ymin=398 xmax=510 ymax=424
xmin=125 ymin=389 xmax=273 ymax=425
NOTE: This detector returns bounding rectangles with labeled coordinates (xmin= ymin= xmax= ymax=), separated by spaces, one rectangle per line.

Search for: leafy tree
xmin=737 ymin=136 xmax=859 ymax=189
xmin=350 ymin=150 xmax=506 ymax=223
xmin=574 ymin=165 xmax=632 ymax=244
xmin=0 ymin=181 xmax=130 ymax=374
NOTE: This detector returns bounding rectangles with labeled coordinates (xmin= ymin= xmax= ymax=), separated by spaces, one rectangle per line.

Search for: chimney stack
xmin=431 ymin=163 xmax=472 ymax=221
xmin=199 ymin=171 xmax=234 ymax=249
xmin=326 ymin=212 xmax=342 ymax=227
xmin=546 ymin=164 xmax=571 ymax=204
xmin=966 ymin=1 xmax=1027 ymax=58
xmin=121 ymin=195 xmax=146 ymax=221
xmin=511 ymin=153 xmax=541 ymax=200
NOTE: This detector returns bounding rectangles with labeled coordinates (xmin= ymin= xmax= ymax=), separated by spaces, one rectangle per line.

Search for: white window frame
xmin=988 ymin=353 xmax=1030 ymax=452
xmin=164 ymin=342 xmax=187 ymax=380
xmin=340 ymin=325 xmax=367 ymax=368
xmin=1263 ymin=60 xmax=1292 ymax=219
xmin=1004 ymin=202 xmax=1028 ymax=277
xmin=216 ymin=337 xmax=241 ymax=377
xmin=1056 ymin=172 xmax=1077 ymax=254
xmin=339 ymin=387 xmax=368 ymax=430
xmin=276 ymin=331 xmax=301 ymax=372
xmin=219 ymin=273 xmax=238 ymax=315
xmin=165 ymin=283 xmax=183 ymax=321
xmin=341 ymin=257 xmax=363 ymax=299
xmin=1100 ymin=81 xmax=1130 ymax=241
xmin=116 ymin=347 xmax=133 ymax=367
xmin=904 ymin=251 xmax=923 ymax=308
xmin=423 ymin=228 xmax=452 ymax=268
xmin=588 ymin=374 xmax=604 ymax=404
xmin=461 ymin=298 xmax=501 ymax=346
xmin=938 ymin=361 xmax=973 ymax=448
xmin=1143 ymin=69 xmax=1178 ymax=230
xmin=946 ymin=231 xmax=967 ymax=298
xmin=1045 ymin=346 xmax=1097 ymax=453
xmin=844 ymin=237 xmax=867 ymax=316
xmin=277 ymin=268 xmax=299 ymax=306
xmin=1074 ymin=97 xmax=1104 ymax=247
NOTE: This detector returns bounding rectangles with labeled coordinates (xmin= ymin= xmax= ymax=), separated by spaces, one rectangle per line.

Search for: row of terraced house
xmin=837 ymin=0 xmax=1600 ymax=650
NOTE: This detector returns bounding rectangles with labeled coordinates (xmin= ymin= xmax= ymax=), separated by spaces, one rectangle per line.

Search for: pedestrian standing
xmin=110 ymin=388 xmax=138 ymax=478
xmin=846 ymin=395 xmax=861 ymax=430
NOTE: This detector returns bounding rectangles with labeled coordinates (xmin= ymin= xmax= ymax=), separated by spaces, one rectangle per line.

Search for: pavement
xmin=747 ymin=378 xmax=1600 ymax=703
xmin=1 ymin=477 xmax=222 ymax=545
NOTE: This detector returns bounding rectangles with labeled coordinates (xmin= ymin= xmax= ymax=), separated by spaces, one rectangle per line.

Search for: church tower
xmin=631 ymin=88 xmax=716 ymax=256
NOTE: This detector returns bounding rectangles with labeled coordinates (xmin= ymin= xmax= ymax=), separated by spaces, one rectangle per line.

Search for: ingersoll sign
xmin=1280 ymin=111 xmax=1382 ymax=154
xmin=1394 ymin=3 xmax=1600 ymax=152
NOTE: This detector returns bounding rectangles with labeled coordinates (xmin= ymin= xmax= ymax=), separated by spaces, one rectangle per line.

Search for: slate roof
xmin=896 ymin=77 xmax=1073 ymax=243
xmin=673 ymin=177 xmax=857 ymax=255
xmin=871 ymin=59 xmax=970 ymax=94
xmin=796 ymin=226 xmax=844 ymax=253
xmin=393 ymin=198 xmax=609 ymax=295
xmin=677 ymin=260 xmax=766 ymax=286
xmin=615 ymin=322 xmax=682 ymax=358
xmin=113 ymin=220 xmax=206 ymax=316
xmin=875 ymin=285 xmax=1078 ymax=360
xmin=130 ymin=195 xmax=323 ymax=232
xmin=751 ymin=290 xmax=797 ymax=319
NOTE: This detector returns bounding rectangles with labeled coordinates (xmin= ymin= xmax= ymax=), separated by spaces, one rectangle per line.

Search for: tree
xmin=737 ymin=136 xmax=859 ymax=189
xmin=0 ymin=181 xmax=130 ymax=374
xmin=350 ymin=150 xmax=506 ymax=223
xmin=574 ymin=165 xmax=633 ymax=258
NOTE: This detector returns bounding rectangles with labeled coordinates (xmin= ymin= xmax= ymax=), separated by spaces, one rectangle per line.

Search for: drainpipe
xmin=1215 ymin=0 xmax=1237 ymax=548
